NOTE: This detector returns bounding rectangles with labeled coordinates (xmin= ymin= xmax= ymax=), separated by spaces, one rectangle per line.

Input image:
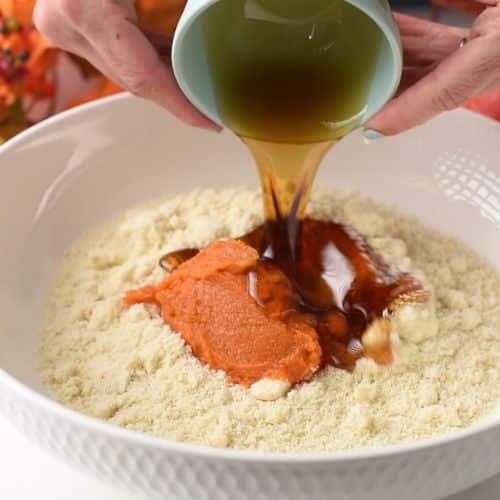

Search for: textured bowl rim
xmin=1 ymin=92 xmax=499 ymax=464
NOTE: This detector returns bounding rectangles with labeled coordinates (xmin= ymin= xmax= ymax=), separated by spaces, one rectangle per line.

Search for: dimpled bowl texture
xmin=0 ymin=94 xmax=499 ymax=500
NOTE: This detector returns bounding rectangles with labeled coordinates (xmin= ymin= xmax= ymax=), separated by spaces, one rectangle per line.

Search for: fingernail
xmin=363 ymin=129 xmax=383 ymax=140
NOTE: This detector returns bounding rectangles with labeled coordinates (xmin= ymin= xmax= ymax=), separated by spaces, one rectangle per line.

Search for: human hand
xmin=365 ymin=1 xmax=500 ymax=137
xmin=34 ymin=0 xmax=220 ymax=130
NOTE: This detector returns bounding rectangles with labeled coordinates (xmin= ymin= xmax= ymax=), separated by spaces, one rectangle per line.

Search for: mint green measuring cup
xmin=172 ymin=0 xmax=402 ymax=129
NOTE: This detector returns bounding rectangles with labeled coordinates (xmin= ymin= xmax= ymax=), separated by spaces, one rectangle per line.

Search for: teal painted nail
xmin=363 ymin=129 xmax=383 ymax=140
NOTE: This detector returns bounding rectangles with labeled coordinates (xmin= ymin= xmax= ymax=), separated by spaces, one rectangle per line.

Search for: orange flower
xmin=66 ymin=0 xmax=188 ymax=109
xmin=0 ymin=0 xmax=35 ymax=26
xmin=464 ymin=89 xmax=500 ymax=121
xmin=0 ymin=1 xmax=58 ymax=143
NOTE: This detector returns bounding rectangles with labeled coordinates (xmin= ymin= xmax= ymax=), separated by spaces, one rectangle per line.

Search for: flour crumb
xmin=393 ymin=303 xmax=439 ymax=344
xmin=250 ymin=379 xmax=292 ymax=401
xmin=38 ymin=188 xmax=500 ymax=453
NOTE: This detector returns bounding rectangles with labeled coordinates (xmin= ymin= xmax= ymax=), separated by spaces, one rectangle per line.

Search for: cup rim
xmin=344 ymin=0 xmax=403 ymax=121
xmin=172 ymin=0 xmax=222 ymax=126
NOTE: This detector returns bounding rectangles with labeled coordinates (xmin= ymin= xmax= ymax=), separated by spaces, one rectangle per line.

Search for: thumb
xmin=364 ymin=36 xmax=500 ymax=136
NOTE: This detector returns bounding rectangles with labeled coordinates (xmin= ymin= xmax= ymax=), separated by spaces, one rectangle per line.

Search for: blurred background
xmin=0 ymin=0 xmax=498 ymax=144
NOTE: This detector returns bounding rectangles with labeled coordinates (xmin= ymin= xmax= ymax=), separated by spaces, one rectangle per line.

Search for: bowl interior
xmin=0 ymin=94 xmax=498 ymax=417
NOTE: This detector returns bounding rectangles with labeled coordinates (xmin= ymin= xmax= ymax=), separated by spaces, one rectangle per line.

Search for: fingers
xmin=34 ymin=0 xmax=220 ymax=130
xmin=394 ymin=12 xmax=470 ymax=67
xmin=71 ymin=40 xmax=127 ymax=87
xmin=397 ymin=66 xmax=435 ymax=94
xmin=34 ymin=0 xmax=84 ymax=50
xmin=365 ymin=34 xmax=500 ymax=135
xmin=471 ymin=3 xmax=500 ymax=36
xmin=394 ymin=12 xmax=467 ymax=37
xmin=401 ymin=34 xmax=465 ymax=66
xmin=140 ymin=28 xmax=174 ymax=60
xmin=401 ymin=28 xmax=469 ymax=66
xmin=84 ymin=12 xmax=217 ymax=128
xmin=393 ymin=12 xmax=444 ymax=36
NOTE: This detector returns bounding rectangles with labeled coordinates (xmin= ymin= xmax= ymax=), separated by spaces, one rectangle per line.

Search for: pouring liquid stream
xmin=163 ymin=0 xmax=427 ymax=369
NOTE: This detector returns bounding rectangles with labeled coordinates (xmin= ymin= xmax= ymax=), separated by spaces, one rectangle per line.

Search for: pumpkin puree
xmin=124 ymin=239 xmax=322 ymax=386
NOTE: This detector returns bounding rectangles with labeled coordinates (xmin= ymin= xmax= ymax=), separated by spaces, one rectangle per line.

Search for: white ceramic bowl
xmin=0 ymin=94 xmax=499 ymax=500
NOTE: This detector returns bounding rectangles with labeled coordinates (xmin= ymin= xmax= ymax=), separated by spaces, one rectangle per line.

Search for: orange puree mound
xmin=124 ymin=240 xmax=322 ymax=386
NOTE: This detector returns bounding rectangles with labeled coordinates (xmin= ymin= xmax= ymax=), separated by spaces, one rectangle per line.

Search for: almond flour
xmin=38 ymin=188 xmax=500 ymax=452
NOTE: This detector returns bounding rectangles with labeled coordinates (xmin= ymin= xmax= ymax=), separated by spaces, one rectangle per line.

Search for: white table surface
xmin=0 ymin=415 xmax=498 ymax=500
